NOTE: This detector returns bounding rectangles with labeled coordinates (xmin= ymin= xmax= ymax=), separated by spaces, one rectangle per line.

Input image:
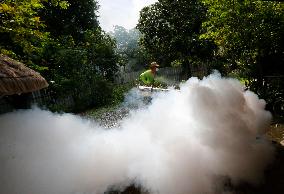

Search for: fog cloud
xmin=0 ymin=73 xmax=274 ymax=194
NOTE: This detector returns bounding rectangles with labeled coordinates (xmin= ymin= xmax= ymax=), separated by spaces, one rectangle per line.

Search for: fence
xmin=114 ymin=71 xmax=141 ymax=84
xmin=190 ymin=62 xmax=208 ymax=78
xmin=0 ymin=88 xmax=76 ymax=114
xmin=115 ymin=67 xmax=184 ymax=85
xmin=0 ymin=64 xmax=209 ymax=114
xmin=115 ymin=64 xmax=208 ymax=84
xmin=158 ymin=67 xmax=183 ymax=84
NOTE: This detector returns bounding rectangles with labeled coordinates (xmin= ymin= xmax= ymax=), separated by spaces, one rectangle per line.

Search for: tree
xmin=110 ymin=25 xmax=149 ymax=72
xmin=201 ymin=0 xmax=284 ymax=80
xmin=201 ymin=0 xmax=284 ymax=114
xmin=137 ymin=0 xmax=214 ymax=77
xmin=1 ymin=0 xmax=119 ymax=111
xmin=35 ymin=0 xmax=118 ymax=81
xmin=84 ymin=29 xmax=118 ymax=80
xmin=0 ymin=0 xmax=69 ymax=67
xmin=40 ymin=0 xmax=99 ymax=42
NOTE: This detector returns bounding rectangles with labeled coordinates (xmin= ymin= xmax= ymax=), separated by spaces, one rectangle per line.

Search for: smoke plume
xmin=0 ymin=73 xmax=274 ymax=194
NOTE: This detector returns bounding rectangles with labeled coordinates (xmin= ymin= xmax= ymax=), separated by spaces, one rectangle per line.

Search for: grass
xmin=79 ymin=83 xmax=134 ymax=119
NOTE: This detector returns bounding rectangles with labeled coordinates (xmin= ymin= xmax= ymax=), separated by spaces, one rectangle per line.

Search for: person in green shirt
xmin=139 ymin=62 xmax=159 ymax=86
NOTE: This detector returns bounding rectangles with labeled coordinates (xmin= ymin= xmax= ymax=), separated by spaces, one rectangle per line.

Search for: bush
xmin=110 ymin=83 xmax=133 ymax=106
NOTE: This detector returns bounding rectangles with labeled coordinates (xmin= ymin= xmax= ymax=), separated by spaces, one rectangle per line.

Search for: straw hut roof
xmin=0 ymin=54 xmax=49 ymax=96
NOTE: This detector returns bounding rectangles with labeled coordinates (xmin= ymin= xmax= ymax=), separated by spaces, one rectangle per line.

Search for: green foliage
xmin=0 ymin=0 xmax=69 ymax=68
xmin=201 ymin=0 xmax=284 ymax=115
xmin=110 ymin=26 xmax=150 ymax=72
xmin=2 ymin=0 xmax=283 ymax=114
xmin=40 ymin=0 xmax=99 ymax=42
xmin=83 ymin=83 xmax=133 ymax=118
xmin=137 ymin=0 xmax=216 ymax=78
xmin=0 ymin=0 xmax=119 ymax=112
xmin=201 ymin=0 xmax=284 ymax=78
xmin=170 ymin=60 xmax=183 ymax=67
xmin=83 ymin=30 xmax=118 ymax=81
xmin=40 ymin=29 xmax=118 ymax=112
xmin=110 ymin=84 xmax=133 ymax=106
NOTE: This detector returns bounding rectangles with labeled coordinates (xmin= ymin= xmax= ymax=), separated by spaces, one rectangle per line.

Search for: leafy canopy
xmin=201 ymin=0 xmax=284 ymax=77
xmin=110 ymin=25 xmax=149 ymax=71
xmin=137 ymin=0 xmax=212 ymax=67
xmin=0 ymin=0 xmax=69 ymax=59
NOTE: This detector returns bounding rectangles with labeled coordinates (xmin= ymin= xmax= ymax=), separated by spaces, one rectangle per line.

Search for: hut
xmin=0 ymin=54 xmax=49 ymax=112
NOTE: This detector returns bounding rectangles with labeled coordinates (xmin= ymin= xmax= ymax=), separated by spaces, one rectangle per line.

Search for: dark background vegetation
xmin=0 ymin=0 xmax=283 ymax=116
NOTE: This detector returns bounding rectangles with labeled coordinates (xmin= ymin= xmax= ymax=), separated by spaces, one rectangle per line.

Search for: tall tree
xmin=137 ymin=0 xmax=214 ymax=77
xmin=110 ymin=25 xmax=149 ymax=71
xmin=201 ymin=0 xmax=284 ymax=114
xmin=0 ymin=0 xmax=69 ymax=64
xmin=0 ymin=0 xmax=119 ymax=111
xmin=201 ymin=0 xmax=284 ymax=80
xmin=37 ymin=0 xmax=118 ymax=81
xmin=40 ymin=0 xmax=99 ymax=42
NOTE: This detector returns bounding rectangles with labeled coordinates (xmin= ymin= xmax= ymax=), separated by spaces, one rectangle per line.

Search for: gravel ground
xmin=91 ymin=106 xmax=131 ymax=129
xmin=85 ymin=88 xmax=152 ymax=129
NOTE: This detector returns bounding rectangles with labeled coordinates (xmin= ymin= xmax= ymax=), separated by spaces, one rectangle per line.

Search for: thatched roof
xmin=0 ymin=54 xmax=48 ymax=96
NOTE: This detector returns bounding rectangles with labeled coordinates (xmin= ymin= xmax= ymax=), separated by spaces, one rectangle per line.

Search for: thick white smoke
xmin=0 ymin=73 xmax=274 ymax=194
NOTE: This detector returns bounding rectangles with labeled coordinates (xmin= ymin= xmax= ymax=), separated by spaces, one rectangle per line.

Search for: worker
xmin=139 ymin=62 xmax=159 ymax=86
